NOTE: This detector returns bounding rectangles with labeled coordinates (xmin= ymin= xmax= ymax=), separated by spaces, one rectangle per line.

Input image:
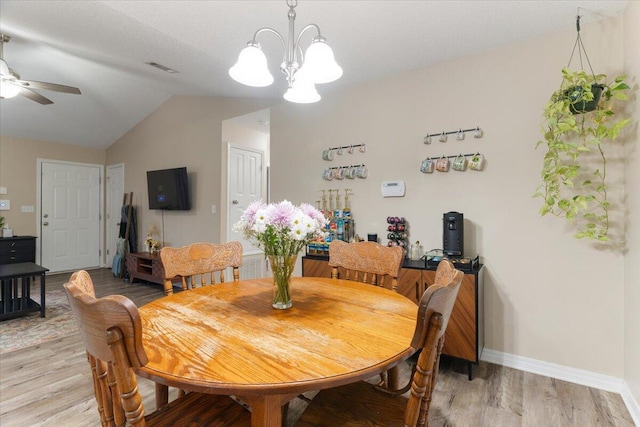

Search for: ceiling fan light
xmin=283 ymin=71 xmax=321 ymax=104
xmin=229 ymin=44 xmax=274 ymax=87
xmin=0 ymin=80 xmax=20 ymax=99
xmin=0 ymin=59 xmax=10 ymax=76
xmin=301 ymin=38 xmax=343 ymax=84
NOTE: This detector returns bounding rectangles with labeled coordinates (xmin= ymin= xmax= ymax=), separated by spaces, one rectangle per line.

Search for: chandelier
xmin=228 ymin=0 xmax=342 ymax=104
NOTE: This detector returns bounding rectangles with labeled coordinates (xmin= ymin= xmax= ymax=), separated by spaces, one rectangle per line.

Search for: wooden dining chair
xmin=64 ymin=270 xmax=252 ymax=427
xmin=328 ymin=239 xmax=405 ymax=388
xmin=295 ymin=259 xmax=464 ymax=427
xmin=160 ymin=241 xmax=243 ymax=296
xmin=328 ymin=240 xmax=404 ymax=291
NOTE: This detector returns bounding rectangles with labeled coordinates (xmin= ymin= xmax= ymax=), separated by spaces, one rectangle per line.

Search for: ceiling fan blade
xmin=19 ymin=87 xmax=53 ymax=105
xmin=17 ymin=79 xmax=81 ymax=95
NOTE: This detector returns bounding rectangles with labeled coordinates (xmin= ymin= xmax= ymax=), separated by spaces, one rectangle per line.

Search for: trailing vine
xmin=534 ymin=68 xmax=630 ymax=241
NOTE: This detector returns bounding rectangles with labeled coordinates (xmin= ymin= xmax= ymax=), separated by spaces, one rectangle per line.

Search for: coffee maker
xmin=443 ymin=211 xmax=463 ymax=257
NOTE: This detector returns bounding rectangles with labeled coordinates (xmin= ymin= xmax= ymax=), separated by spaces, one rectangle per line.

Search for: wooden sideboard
xmin=0 ymin=236 xmax=36 ymax=265
xmin=302 ymin=255 xmax=484 ymax=379
xmin=126 ymin=252 xmax=167 ymax=286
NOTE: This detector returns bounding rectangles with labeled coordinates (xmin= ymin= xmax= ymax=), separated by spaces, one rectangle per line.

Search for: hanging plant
xmin=533 ymin=14 xmax=631 ymax=242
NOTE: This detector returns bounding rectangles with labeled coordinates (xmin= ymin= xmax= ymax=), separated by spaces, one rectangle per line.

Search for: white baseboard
xmin=481 ymin=349 xmax=639 ymax=426
xmin=621 ymin=383 xmax=640 ymax=427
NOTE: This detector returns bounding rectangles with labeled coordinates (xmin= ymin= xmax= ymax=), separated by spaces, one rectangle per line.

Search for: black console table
xmin=0 ymin=262 xmax=49 ymax=320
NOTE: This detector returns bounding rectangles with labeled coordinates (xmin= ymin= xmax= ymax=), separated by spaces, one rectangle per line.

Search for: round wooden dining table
xmin=136 ymin=276 xmax=418 ymax=427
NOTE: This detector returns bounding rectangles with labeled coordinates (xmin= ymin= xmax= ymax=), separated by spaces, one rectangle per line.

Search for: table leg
xmin=238 ymin=393 xmax=298 ymax=427
xmin=12 ymin=278 xmax=18 ymax=312
xmin=40 ymin=273 xmax=46 ymax=317
xmin=387 ymin=365 xmax=399 ymax=390
xmin=1 ymin=279 xmax=8 ymax=314
xmin=155 ymin=383 xmax=169 ymax=409
xmin=22 ymin=276 xmax=30 ymax=314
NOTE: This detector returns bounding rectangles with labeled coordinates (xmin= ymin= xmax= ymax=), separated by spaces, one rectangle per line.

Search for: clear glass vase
xmin=269 ymin=254 xmax=296 ymax=309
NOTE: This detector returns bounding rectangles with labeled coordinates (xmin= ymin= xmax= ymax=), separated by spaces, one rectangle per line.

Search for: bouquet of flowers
xmin=233 ymin=199 xmax=327 ymax=256
xmin=233 ymin=200 xmax=327 ymax=309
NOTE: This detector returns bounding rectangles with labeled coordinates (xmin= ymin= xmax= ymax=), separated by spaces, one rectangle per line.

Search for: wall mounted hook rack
xmin=423 ymin=127 xmax=483 ymax=144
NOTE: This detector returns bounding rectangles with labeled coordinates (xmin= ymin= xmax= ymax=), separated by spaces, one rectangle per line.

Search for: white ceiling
xmin=0 ymin=0 xmax=629 ymax=149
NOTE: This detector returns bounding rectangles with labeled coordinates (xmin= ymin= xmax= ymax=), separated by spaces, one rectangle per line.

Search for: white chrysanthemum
xmin=288 ymin=212 xmax=309 ymax=240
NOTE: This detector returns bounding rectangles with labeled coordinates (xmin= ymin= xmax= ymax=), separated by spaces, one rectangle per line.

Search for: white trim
xmin=481 ymin=349 xmax=639 ymax=425
xmin=620 ymin=383 xmax=640 ymax=427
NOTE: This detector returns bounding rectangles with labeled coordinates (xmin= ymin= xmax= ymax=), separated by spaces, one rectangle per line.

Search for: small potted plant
xmin=534 ymin=67 xmax=630 ymax=241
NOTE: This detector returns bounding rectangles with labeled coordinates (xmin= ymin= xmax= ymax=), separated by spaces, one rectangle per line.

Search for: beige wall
xmin=623 ymin=0 xmax=640 ymax=410
xmin=106 ymin=96 xmax=271 ymax=248
xmin=0 ymin=135 xmax=105 ymax=236
xmin=269 ymin=17 xmax=631 ymax=378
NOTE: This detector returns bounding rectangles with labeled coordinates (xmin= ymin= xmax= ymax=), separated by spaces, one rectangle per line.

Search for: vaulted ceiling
xmin=0 ymin=0 xmax=628 ymax=149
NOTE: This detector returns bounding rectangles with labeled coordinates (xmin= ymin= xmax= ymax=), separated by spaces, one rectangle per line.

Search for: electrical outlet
xmin=211 ymin=204 xmax=217 ymax=214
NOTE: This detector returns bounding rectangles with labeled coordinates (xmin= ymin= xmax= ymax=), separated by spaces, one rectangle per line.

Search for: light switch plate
xmin=0 ymin=187 xmax=7 ymax=195
xmin=0 ymin=200 xmax=10 ymax=210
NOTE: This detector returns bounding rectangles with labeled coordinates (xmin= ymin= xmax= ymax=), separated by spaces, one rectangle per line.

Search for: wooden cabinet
xmin=397 ymin=267 xmax=423 ymax=304
xmin=0 ymin=236 xmax=36 ymax=265
xmin=302 ymin=255 xmax=484 ymax=379
xmin=127 ymin=252 xmax=167 ymax=286
xmin=301 ymin=256 xmax=332 ymax=278
xmin=423 ymin=268 xmax=484 ymax=378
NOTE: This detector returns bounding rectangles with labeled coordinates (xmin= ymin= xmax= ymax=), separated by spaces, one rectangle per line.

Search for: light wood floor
xmin=0 ymin=268 xmax=634 ymax=426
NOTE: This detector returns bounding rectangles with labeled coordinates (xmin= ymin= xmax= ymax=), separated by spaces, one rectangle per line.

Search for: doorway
xmin=38 ymin=159 xmax=103 ymax=272
xmin=227 ymin=145 xmax=265 ymax=253
xmin=106 ymin=163 xmax=125 ymax=267
xmin=223 ymin=109 xmax=270 ymax=253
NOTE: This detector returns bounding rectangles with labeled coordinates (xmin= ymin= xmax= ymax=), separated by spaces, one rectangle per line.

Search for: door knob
xmin=232 ymin=200 xmax=239 ymax=204
xmin=43 ymin=222 xmax=49 ymax=226
xmin=43 ymin=214 xmax=49 ymax=218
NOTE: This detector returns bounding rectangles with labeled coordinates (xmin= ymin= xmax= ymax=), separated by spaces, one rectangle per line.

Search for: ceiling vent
xmin=146 ymin=62 xmax=179 ymax=74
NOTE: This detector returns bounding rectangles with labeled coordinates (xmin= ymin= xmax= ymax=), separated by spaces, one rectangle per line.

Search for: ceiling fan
xmin=0 ymin=34 xmax=81 ymax=105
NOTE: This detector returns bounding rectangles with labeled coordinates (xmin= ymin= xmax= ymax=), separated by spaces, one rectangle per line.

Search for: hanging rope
xmin=567 ymin=9 xmax=596 ymax=79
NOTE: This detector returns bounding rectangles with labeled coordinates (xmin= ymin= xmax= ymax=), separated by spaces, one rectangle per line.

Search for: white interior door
xmin=228 ymin=146 xmax=264 ymax=253
xmin=40 ymin=161 xmax=101 ymax=272
xmin=106 ymin=164 xmax=124 ymax=267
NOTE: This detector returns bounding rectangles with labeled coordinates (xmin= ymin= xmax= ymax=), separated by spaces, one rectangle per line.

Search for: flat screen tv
xmin=146 ymin=167 xmax=191 ymax=210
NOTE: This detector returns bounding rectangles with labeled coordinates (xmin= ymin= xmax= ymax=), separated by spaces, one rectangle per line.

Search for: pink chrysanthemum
xmin=242 ymin=199 xmax=266 ymax=224
xmin=266 ymin=200 xmax=297 ymax=228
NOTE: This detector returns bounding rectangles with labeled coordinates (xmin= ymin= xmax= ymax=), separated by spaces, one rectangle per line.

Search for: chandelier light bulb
xmin=301 ymin=38 xmax=342 ymax=84
xmin=283 ymin=70 xmax=320 ymax=103
xmin=229 ymin=44 xmax=274 ymax=87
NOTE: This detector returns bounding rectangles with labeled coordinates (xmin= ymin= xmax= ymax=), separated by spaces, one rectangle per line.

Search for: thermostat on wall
xmin=381 ymin=181 xmax=405 ymax=197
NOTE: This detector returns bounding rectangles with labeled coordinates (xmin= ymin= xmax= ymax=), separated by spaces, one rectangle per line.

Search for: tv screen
xmin=146 ymin=167 xmax=191 ymax=210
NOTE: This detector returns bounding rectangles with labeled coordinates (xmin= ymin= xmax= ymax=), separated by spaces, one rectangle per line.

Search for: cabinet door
xmin=424 ymin=270 xmax=477 ymax=362
xmin=302 ymin=258 xmax=333 ymax=278
xmin=397 ymin=268 xmax=422 ymax=304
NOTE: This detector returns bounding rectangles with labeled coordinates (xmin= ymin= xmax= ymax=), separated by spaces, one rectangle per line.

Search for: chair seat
xmin=295 ymin=381 xmax=406 ymax=426
xmin=146 ymin=392 xmax=251 ymax=426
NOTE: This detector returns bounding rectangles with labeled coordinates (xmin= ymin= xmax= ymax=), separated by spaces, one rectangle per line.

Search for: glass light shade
xmin=283 ymin=71 xmax=320 ymax=103
xmin=228 ymin=45 xmax=274 ymax=87
xmin=301 ymin=40 xmax=343 ymax=84
xmin=0 ymin=81 xmax=20 ymax=98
